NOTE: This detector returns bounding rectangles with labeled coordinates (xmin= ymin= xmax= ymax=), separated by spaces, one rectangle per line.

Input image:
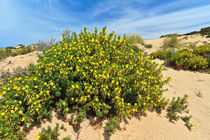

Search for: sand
xmin=0 ymin=51 xmax=42 ymax=73
xmin=0 ymin=34 xmax=210 ymax=140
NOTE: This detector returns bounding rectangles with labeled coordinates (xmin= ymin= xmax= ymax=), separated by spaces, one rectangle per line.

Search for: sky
xmin=0 ymin=0 xmax=210 ymax=48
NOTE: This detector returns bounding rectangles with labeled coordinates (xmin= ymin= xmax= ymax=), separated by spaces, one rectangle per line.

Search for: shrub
xmin=193 ymin=45 xmax=210 ymax=56
xmin=150 ymin=50 xmax=172 ymax=60
xmin=167 ymin=95 xmax=194 ymax=130
xmin=127 ymin=34 xmax=144 ymax=45
xmin=162 ymin=34 xmax=180 ymax=49
xmin=170 ymin=49 xmax=208 ymax=70
xmin=0 ymin=66 xmax=31 ymax=83
xmin=0 ymin=27 xmax=170 ymax=138
xmin=0 ymin=48 xmax=12 ymax=61
xmin=11 ymin=46 xmax=34 ymax=56
xmin=145 ymin=44 xmax=152 ymax=48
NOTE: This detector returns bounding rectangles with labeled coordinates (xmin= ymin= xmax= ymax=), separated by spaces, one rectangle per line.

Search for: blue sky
xmin=0 ymin=0 xmax=210 ymax=48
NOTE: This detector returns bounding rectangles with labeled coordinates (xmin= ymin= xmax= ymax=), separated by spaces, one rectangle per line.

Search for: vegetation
xmin=0 ymin=66 xmax=32 ymax=83
xmin=36 ymin=123 xmax=71 ymax=140
xmin=36 ymin=38 xmax=56 ymax=52
xmin=150 ymin=45 xmax=210 ymax=71
xmin=161 ymin=26 xmax=210 ymax=37
xmin=145 ymin=44 xmax=153 ymax=48
xmin=126 ymin=34 xmax=144 ymax=45
xmin=0 ymin=27 xmax=173 ymax=139
xmin=170 ymin=49 xmax=208 ymax=70
xmin=162 ymin=34 xmax=181 ymax=49
xmin=0 ymin=46 xmax=35 ymax=61
xmin=167 ymin=95 xmax=194 ymax=130
xmin=0 ymin=27 xmax=195 ymax=139
xmin=150 ymin=50 xmax=172 ymax=60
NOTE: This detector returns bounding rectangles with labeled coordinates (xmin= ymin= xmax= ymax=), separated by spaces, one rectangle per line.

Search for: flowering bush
xmin=193 ymin=45 xmax=210 ymax=56
xmin=170 ymin=49 xmax=208 ymax=70
xmin=0 ymin=27 xmax=170 ymax=138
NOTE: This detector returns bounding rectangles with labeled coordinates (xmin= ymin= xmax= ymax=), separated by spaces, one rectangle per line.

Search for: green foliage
xmin=200 ymin=26 xmax=210 ymax=36
xmin=0 ymin=48 xmax=12 ymax=61
xmin=170 ymin=49 xmax=208 ymax=70
xmin=145 ymin=44 xmax=152 ymax=48
xmin=0 ymin=46 xmax=35 ymax=61
xmin=193 ymin=45 xmax=210 ymax=56
xmin=11 ymin=46 xmax=34 ymax=56
xmin=167 ymin=95 xmax=194 ymax=130
xmin=162 ymin=34 xmax=180 ymax=49
xmin=37 ymin=123 xmax=60 ymax=140
xmin=36 ymin=123 xmax=71 ymax=140
xmin=105 ymin=117 xmax=120 ymax=134
xmin=0 ymin=66 xmax=32 ymax=83
xmin=0 ymin=27 xmax=170 ymax=138
xmin=127 ymin=34 xmax=144 ymax=45
xmin=160 ymin=33 xmax=181 ymax=38
xmin=150 ymin=50 xmax=172 ymax=60
xmin=151 ymin=45 xmax=210 ymax=72
xmin=132 ymin=45 xmax=141 ymax=53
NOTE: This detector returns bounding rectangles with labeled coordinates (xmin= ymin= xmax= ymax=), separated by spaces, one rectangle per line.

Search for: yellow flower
xmin=15 ymin=107 xmax=18 ymax=111
xmin=65 ymin=108 xmax=69 ymax=111
xmin=11 ymin=110 xmax=15 ymax=114
xmin=35 ymin=135 xmax=40 ymax=140
xmin=19 ymin=111 xmax=23 ymax=115
xmin=33 ymin=77 xmax=37 ymax=81
xmin=63 ymin=102 xmax=66 ymax=106
xmin=50 ymin=82 xmax=54 ymax=86
xmin=1 ymin=112 xmax=5 ymax=116
xmin=21 ymin=117 xmax=25 ymax=122
xmin=44 ymin=82 xmax=48 ymax=86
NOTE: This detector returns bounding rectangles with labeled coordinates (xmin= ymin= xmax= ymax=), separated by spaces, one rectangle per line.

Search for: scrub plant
xmin=36 ymin=123 xmax=71 ymax=140
xmin=127 ymin=34 xmax=144 ymax=45
xmin=167 ymin=95 xmax=194 ymax=130
xmin=0 ymin=27 xmax=171 ymax=139
xmin=162 ymin=34 xmax=180 ymax=49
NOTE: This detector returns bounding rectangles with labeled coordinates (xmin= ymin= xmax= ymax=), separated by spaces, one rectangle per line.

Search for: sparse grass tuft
xmin=162 ymin=34 xmax=181 ymax=49
xmin=127 ymin=34 xmax=144 ymax=45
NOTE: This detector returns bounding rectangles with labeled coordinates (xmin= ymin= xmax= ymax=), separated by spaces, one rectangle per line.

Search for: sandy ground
xmin=0 ymin=35 xmax=210 ymax=140
xmin=0 ymin=51 xmax=42 ymax=74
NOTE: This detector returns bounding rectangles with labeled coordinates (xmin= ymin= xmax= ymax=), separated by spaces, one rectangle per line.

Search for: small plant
xmin=167 ymin=95 xmax=194 ymax=130
xmin=127 ymin=34 xmax=144 ymax=45
xmin=36 ymin=123 xmax=71 ymax=140
xmin=36 ymin=123 xmax=60 ymax=140
xmin=62 ymin=137 xmax=71 ymax=140
xmin=145 ymin=44 xmax=152 ymax=48
xmin=105 ymin=117 xmax=120 ymax=134
xmin=162 ymin=34 xmax=180 ymax=49
xmin=195 ymin=90 xmax=203 ymax=98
